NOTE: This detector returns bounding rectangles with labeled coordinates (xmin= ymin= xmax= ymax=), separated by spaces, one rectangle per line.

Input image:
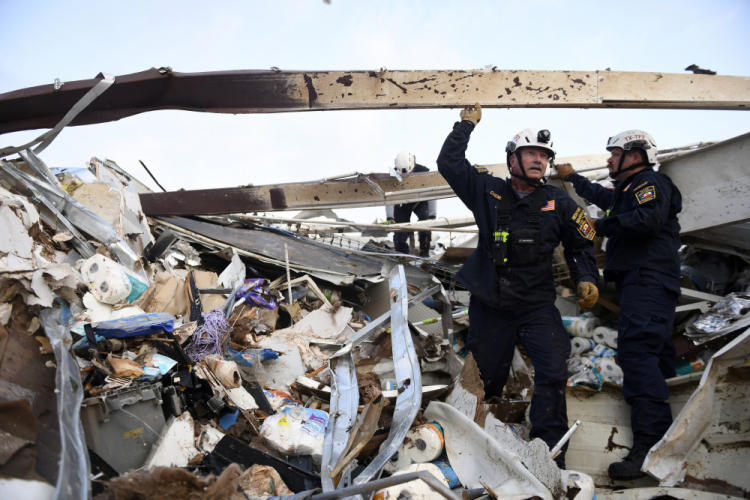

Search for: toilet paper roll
xmin=570 ymin=337 xmax=596 ymax=356
xmin=596 ymin=358 xmax=624 ymax=383
xmin=204 ymin=355 xmax=242 ymax=388
xmin=382 ymin=441 xmax=412 ymax=473
xmin=406 ymin=423 xmax=444 ymax=463
xmin=561 ymin=316 xmax=601 ymax=338
xmin=593 ymin=326 xmax=618 ymax=349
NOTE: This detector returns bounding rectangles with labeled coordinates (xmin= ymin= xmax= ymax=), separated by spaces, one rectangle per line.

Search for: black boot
xmin=608 ymin=444 xmax=651 ymax=480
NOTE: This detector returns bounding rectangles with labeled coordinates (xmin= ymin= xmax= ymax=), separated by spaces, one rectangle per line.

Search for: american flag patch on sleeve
xmin=541 ymin=200 xmax=555 ymax=211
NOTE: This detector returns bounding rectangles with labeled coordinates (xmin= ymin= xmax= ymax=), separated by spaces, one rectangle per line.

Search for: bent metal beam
xmin=139 ymin=153 xmax=609 ymax=216
xmin=1 ymin=68 xmax=748 ymax=134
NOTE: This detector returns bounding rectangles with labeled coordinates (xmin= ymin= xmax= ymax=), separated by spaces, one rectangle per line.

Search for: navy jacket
xmin=568 ymin=170 xmax=682 ymax=284
xmin=386 ymin=164 xmax=437 ymax=218
xmin=437 ymin=121 xmax=598 ymax=311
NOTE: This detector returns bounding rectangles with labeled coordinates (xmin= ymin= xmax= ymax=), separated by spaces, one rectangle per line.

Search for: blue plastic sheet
xmin=94 ymin=312 xmax=175 ymax=339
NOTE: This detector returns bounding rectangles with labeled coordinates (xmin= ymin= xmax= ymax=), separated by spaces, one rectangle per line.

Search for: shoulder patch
xmin=489 ymin=190 xmax=502 ymax=201
xmin=635 ymin=185 xmax=656 ymax=204
xmin=572 ymin=207 xmax=596 ymax=240
xmin=634 ymin=181 xmax=649 ymax=191
xmin=541 ymin=200 xmax=555 ymax=211
xmin=473 ymin=165 xmax=488 ymax=174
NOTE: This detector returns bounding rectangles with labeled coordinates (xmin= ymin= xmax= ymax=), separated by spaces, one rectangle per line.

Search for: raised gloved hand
xmin=551 ymin=163 xmax=576 ymax=181
xmin=460 ymin=103 xmax=482 ymax=126
xmin=383 ymin=218 xmax=395 ymax=225
xmin=577 ymin=281 xmax=599 ymax=309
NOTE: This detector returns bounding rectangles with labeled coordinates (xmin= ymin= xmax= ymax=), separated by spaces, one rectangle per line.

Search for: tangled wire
xmin=186 ymin=309 xmax=232 ymax=362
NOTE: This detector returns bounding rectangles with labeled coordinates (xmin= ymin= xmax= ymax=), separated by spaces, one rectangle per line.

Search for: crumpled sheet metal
xmin=354 ymin=264 xmax=422 ymax=485
xmin=0 ymin=160 xmax=141 ymax=271
xmin=320 ymin=353 xmax=358 ymax=492
xmin=340 ymin=282 xmax=439 ymax=354
xmin=643 ymin=326 xmax=750 ymax=486
xmin=380 ymin=259 xmax=453 ymax=343
xmin=19 ymin=149 xmax=62 ymax=189
xmin=424 ymin=401 xmax=553 ymax=500
xmin=0 ymin=161 xmax=96 ymax=260
xmin=40 ymin=306 xmax=90 ymax=500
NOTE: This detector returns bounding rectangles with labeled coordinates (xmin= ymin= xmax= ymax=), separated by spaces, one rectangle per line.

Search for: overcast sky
xmin=1 ymin=0 xmax=749 ymax=222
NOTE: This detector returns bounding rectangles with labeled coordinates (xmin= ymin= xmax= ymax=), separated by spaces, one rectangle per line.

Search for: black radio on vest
xmin=492 ymin=183 xmax=547 ymax=267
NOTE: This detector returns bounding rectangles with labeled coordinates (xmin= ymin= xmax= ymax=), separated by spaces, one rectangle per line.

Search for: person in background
xmin=384 ymin=150 xmax=437 ymax=256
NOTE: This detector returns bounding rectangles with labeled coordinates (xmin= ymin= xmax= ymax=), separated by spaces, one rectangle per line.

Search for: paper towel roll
xmin=406 ymin=423 xmax=444 ymax=463
xmin=593 ymin=326 xmax=618 ymax=349
xmin=382 ymin=442 xmax=412 ymax=473
xmin=204 ymin=355 xmax=242 ymax=388
xmin=596 ymin=358 xmax=624 ymax=383
xmin=570 ymin=337 xmax=596 ymax=356
xmin=592 ymin=344 xmax=617 ymax=359
xmin=561 ymin=316 xmax=601 ymax=338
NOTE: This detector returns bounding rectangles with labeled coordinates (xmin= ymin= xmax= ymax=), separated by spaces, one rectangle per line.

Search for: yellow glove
xmin=460 ymin=103 xmax=482 ymax=126
xmin=551 ymin=163 xmax=576 ymax=181
xmin=577 ymin=281 xmax=599 ymax=309
xmin=383 ymin=218 xmax=395 ymax=225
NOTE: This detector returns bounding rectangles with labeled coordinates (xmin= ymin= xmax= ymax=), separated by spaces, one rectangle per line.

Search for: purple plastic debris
xmin=234 ymin=278 xmax=277 ymax=310
xmin=186 ymin=309 xmax=232 ymax=362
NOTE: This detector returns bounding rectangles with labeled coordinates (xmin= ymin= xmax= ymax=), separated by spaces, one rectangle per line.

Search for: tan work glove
xmin=577 ymin=281 xmax=599 ymax=309
xmin=460 ymin=103 xmax=482 ymax=126
xmin=551 ymin=163 xmax=576 ymax=181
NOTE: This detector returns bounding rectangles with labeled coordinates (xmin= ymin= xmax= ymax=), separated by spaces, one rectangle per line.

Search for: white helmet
xmin=606 ymin=130 xmax=658 ymax=165
xmin=394 ymin=150 xmax=416 ymax=174
xmin=505 ymin=128 xmax=556 ymax=160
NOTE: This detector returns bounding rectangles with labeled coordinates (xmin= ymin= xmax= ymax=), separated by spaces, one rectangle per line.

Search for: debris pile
xmin=0 ymin=152 xmax=748 ymax=500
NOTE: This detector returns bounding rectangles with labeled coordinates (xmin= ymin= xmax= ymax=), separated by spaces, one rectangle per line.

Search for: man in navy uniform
xmin=552 ymin=130 xmax=682 ymax=479
xmin=437 ymin=104 xmax=599 ymax=469
xmin=385 ymin=151 xmax=437 ymax=256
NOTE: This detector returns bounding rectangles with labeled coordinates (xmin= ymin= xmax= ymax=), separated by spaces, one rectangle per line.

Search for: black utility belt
xmin=490 ymin=227 xmax=547 ymax=267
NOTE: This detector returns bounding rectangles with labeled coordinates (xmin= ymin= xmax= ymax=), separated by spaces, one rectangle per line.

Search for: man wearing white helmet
xmin=552 ymin=131 xmax=682 ymax=480
xmin=437 ymin=104 xmax=599 ymax=469
xmin=384 ymin=150 xmax=437 ymax=256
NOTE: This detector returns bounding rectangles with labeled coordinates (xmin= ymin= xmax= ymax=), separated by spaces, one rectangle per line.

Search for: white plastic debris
xmin=260 ymin=407 xmax=328 ymax=463
xmin=144 ymin=412 xmax=200 ymax=468
xmin=424 ymin=401 xmax=555 ymax=500
xmin=218 ymin=252 xmax=246 ymax=289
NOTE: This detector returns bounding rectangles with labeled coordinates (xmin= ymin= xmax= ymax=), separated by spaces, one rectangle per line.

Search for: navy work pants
xmin=466 ymin=297 xmax=572 ymax=468
xmin=615 ymin=268 xmax=678 ymax=447
xmin=393 ymin=202 xmax=431 ymax=255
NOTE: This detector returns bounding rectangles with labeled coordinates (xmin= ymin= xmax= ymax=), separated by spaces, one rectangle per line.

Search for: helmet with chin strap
xmin=606 ymin=130 xmax=657 ymax=179
xmin=505 ymin=128 xmax=556 ymax=186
